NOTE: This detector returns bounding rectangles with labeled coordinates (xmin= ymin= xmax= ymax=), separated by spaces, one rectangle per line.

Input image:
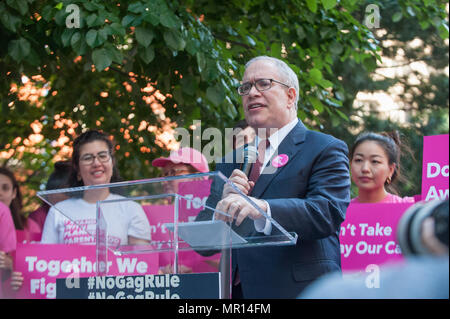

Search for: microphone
xmin=240 ymin=145 xmax=258 ymax=176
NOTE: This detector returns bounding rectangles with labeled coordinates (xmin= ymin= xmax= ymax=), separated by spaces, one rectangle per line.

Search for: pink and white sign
xmin=421 ymin=134 xmax=449 ymax=201
xmin=16 ymin=230 xmax=41 ymax=244
xmin=10 ymin=243 xmax=159 ymax=299
xmin=142 ymin=179 xmax=220 ymax=274
xmin=178 ymin=179 xmax=212 ymax=223
xmin=340 ymin=203 xmax=414 ymax=273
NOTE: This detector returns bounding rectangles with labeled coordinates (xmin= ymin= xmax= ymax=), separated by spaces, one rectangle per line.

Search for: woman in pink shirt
xmin=0 ymin=167 xmax=39 ymax=295
xmin=0 ymin=167 xmax=41 ymax=240
xmin=0 ymin=202 xmax=17 ymax=298
xmin=350 ymin=132 xmax=415 ymax=204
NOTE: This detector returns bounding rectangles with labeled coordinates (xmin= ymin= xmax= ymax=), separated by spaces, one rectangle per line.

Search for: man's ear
xmin=287 ymin=87 xmax=297 ymax=109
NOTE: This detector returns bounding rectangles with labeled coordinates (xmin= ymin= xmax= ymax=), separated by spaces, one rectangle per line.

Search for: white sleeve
xmin=40 ymin=207 xmax=60 ymax=243
xmin=254 ymin=200 xmax=272 ymax=236
xmin=127 ymin=203 xmax=152 ymax=241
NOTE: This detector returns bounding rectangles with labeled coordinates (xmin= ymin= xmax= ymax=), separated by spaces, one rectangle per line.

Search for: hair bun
xmin=381 ymin=130 xmax=401 ymax=147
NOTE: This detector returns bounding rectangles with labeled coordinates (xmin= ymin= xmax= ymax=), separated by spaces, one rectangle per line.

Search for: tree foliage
xmin=320 ymin=0 xmax=449 ymax=197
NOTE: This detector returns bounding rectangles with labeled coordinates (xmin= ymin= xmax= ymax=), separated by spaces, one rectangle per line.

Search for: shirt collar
xmin=255 ymin=118 xmax=299 ymax=150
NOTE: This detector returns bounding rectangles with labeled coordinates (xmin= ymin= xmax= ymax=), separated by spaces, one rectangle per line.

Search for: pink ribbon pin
xmin=272 ymin=154 xmax=289 ymax=168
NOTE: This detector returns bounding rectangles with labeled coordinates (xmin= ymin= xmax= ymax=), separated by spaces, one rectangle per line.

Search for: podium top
xmin=37 ymin=171 xmax=297 ymax=253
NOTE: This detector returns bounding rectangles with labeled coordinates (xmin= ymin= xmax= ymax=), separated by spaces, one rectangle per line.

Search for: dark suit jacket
xmin=199 ymin=120 xmax=350 ymax=298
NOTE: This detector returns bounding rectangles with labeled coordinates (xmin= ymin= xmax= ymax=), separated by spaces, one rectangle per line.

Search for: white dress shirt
xmin=253 ymin=118 xmax=299 ymax=235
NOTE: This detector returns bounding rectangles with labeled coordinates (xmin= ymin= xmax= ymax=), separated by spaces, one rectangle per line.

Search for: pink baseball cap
xmin=151 ymin=147 xmax=209 ymax=173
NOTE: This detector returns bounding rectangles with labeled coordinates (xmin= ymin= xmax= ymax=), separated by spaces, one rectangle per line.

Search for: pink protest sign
xmin=178 ymin=178 xmax=212 ymax=222
xmin=16 ymin=230 xmax=42 ymax=244
xmin=143 ymin=204 xmax=219 ymax=274
xmin=340 ymin=203 xmax=414 ymax=273
xmin=174 ymin=179 xmax=220 ymax=272
xmin=142 ymin=179 xmax=220 ymax=273
xmin=421 ymin=134 xmax=449 ymax=201
xmin=11 ymin=243 xmax=159 ymax=299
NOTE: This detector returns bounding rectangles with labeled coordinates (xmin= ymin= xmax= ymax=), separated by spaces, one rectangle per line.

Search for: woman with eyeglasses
xmin=41 ymin=130 xmax=151 ymax=246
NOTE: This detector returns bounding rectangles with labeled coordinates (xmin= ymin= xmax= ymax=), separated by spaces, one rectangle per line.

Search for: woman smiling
xmin=41 ymin=130 xmax=151 ymax=246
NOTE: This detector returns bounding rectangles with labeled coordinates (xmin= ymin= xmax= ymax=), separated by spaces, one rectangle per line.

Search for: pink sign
xmin=16 ymin=230 xmax=42 ymax=243
xmin=340 ymin=203 xmax=414 ymax=273
xmin=178 ymin=179 xmax=212 ymax=222
xmin=421 ymin=134 xmax=449 ymax=201
xmin=10 ymin=243 xmax=159 ymax=299
xmin=142 ymin=179 xmax=220 ymax=274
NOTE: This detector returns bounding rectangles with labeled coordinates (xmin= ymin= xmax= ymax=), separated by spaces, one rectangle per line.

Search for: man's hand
xmin=215 ymin=193 xmax=267 ymax=226
xmin=222 ymin=169 xmax=255 ymax=198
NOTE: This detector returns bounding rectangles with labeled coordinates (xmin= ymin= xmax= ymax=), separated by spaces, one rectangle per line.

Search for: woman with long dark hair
xmin=41 ymin=130 xmax=151 ymax=246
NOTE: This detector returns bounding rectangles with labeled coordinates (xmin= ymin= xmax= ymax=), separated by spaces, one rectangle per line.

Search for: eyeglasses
xmin=237 ymin=78 xmax=290 ymax=96
xmin=79 ymin=151 xmax=111 ymax=165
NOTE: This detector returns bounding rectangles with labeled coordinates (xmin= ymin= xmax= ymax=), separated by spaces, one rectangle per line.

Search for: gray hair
xmin=245 ymin=56 xmax=299 ymax=109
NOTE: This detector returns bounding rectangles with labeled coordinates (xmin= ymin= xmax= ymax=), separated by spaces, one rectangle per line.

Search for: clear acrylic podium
xmin=37 ymin=171 xmax=297 ymax=299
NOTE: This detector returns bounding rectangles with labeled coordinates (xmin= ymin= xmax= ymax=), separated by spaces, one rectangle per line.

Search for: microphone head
xmin=244 ymin=145 xmax=258 ymax=162
xmin=241 ymin=145 xmax=258 ymax=176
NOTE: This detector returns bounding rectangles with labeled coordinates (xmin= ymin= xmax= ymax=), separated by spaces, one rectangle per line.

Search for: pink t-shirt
xmin=28 ymin=205 xmax=49 ymax=233
xmin=351 ymin=193 xmax=416 ymax=204
xmin=16 ymin=218 xmax=42 ymax=243
xmin=0 ymin=202 xmax=17 ymax=299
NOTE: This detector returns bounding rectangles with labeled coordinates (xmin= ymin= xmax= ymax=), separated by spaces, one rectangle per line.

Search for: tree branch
xmin=212 ymin=33 xmax=253 ymax=50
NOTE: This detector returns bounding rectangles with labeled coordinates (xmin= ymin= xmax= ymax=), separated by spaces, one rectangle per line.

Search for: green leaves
xmin=321 ymin=0 xmax=337 ymax=10
xmin=163 ymin=30 xmax=185 ymax=51
xmin=109 ymin=23 xmax=126 ymax=37
xmin=309 ymin=68 xmax=323 ymax=83
xmin=206 ymin=84 xmax=225 ymax=106
xmin=139 ymin=46 xmax=155 ymax=64
xmin=86 ymin=29 xmax=108 ymax=48
xmin=135 ymin=27 xmax=154 ymax=47
xmin=71 ymin=32 xmax=87 ymax=55
xmin=0 ymin=3 xmax=21 ymax=32
xmin=309 ymin=96 xmax=324 ymax=112
xmin=8 ymin=37 xmax=30 ymax=62
xmin=306 ymin=0 xmax=317 ymax=13
xmin=6 ymin=0 xmax=29 ymax=16
xmin=92 ymin=48 xmax=112 ymax=71
xmin=309 ymin=68 xmax=333 ymax=88
xmin=306 ymin=0 xmax=337 ymax=13
xmin=61 ymin=28 xmax=75 ymax=47
xmin=392 ymin=12 xmax=403 ymax=22
xmin=180 ymin=75 xmax=198 ymax=95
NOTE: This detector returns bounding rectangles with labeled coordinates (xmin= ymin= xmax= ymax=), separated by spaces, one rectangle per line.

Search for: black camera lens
xmin=397 ymin=200 xmax=449 ymax=256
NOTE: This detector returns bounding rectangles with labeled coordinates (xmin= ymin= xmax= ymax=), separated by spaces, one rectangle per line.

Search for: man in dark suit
xmin=199 ymin=56 xmax=350 ymax=298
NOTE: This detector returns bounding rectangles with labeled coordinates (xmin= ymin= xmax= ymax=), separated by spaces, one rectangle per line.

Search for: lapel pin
xmin=272 ymin=154 xmax=289 ymax=168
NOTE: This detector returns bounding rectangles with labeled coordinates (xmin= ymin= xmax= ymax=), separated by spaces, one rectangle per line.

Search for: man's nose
xmin=248 ymin=83 xmax=261 ymax=96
